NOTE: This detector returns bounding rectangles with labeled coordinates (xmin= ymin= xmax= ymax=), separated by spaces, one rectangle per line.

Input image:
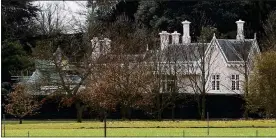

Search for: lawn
xmin=2 ymin=120 xmax=276 ymax=137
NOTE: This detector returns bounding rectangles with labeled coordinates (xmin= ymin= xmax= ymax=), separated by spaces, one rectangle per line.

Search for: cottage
xmin=156 ymin=19 xmax=260 ymax=94
xmin=26 ymin=19 xmax=260 ymax=96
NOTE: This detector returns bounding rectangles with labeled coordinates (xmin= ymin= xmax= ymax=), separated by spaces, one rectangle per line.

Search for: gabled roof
xmin=150 ymin=37 xmax=258 ymax=64
xmin=53 ymin=47 xmax=69 ymax=61
xmin=94 ymin=53 xmax=149 ymax=64
xmin=35 ymin=60 xmax=55 ymax=70
xmin=157 ymin=43 xmax=210 ymax=62
xmin=216 ymin=39 xmax=255 ymax=61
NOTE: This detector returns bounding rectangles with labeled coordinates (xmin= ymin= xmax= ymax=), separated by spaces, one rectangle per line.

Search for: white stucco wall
xmin=206 ymin=40 xmax=244 ymax=94
xmin=163 ymin=39 xmax=247 ymax=95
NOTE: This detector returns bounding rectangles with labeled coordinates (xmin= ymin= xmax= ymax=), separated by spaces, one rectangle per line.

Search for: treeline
xmin=2 ymin=1 xmax=276 ymax=82
xmin=2 ymin=0 xmax=276 ymax=123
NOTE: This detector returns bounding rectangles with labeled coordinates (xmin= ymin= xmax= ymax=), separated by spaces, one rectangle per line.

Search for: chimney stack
xmin=53 ymin=47 xmax=62 ymax=65
xmin=171 ymin=31 xmax=180 ymax=44
xmin=236 ymin=19 xmax=245 ymax=40
xmin=91 ymin=37 xmax=100 ymax=52
xmin=103 ymin=38 xmax=111 ymax=54
xmin=159 ymin=31 xmax=170 ymax=50
xmin=182 ymin=20 xmax=191 ymax=44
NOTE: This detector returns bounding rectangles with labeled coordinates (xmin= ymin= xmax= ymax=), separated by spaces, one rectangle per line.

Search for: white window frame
xmin=160 ymin=75 xmax=177 ymax=93
xmin=231 ymin=74 xmax=240 ymax=90
xmin=211 ymin=74 xmax=220 ymax=90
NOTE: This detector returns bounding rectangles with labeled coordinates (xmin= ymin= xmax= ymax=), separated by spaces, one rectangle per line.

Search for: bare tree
xmin=223 ymin=19 xmax=260 ymax=119
xmin=181 ymin=27 xmax=219 ymax=120
xmin=150 ymin=29 xmax=191 ymax=121
xmin=226 ymin=38 xmax=260 ymax=119
xmin=262 ymin=10 xmax=276 ymax=51
xmin=34 ymin=2 xmax=68 ymax=35
xmin=86 ymin=14 xmax=157 ymax=120
xmin=154 ymin=44 xmax=187 ymax=120
xmin=98 ymin=56 xmax=155 ymax=120
xmin=31 ymin=2 xmax=102 ymax=122
xmin=5 ymin=84 xmax=41 ymax=124
xmin=80 ymin=70 xmax=118 ymax=121
xmin=31 ymin=32 xmax=97 ymax=122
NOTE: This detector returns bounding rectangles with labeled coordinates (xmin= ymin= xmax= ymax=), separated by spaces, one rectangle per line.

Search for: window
xmin=231 ymin=75 xmax=239 ymax=90
xmin=211 ymin=74 xmax=220 ymax=90
xmin=161 ymin=75 xmax=177 ymax=93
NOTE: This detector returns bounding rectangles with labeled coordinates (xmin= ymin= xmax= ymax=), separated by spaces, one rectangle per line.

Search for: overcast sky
xmin=32 ymin=1 xmax=89 ymax=33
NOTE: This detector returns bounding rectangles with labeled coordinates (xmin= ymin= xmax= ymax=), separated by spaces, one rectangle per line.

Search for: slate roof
xmin=217 ymin=39 xmax=254 ymax=61
xmin=29 ymin=60 xmax=81 ymax=85
xmin=96 ymin=53 xmax=148 ymax=64
xmin=158 ymin=43 xmax=209 ymax=62
xmin=149 ymin=39 xmax=255 ymax=62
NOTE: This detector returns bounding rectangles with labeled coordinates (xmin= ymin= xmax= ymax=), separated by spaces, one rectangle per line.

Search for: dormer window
xmin=231 ymin=75 xmax=240 ymax=90
xmin=212 ymin=74 xmax=220 ymax=90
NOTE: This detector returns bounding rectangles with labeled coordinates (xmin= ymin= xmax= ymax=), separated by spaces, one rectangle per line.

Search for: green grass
xmin=3 ymin=128 xmax=276 ymax=137
xmin=3 ymin=120 xmax=276 ymax=137
xmin=4 ymin=119 xmax=276 ymax=128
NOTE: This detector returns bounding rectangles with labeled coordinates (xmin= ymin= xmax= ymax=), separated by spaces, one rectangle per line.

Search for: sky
xmin=32 ymin=1 xmax=89 ymax=34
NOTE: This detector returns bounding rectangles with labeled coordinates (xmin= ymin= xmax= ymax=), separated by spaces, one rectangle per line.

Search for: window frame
xmin=160 ymin=74 xmax=177 ymax=93
xmin=231 ymin=74 xmax=240 ymax=90
xmin=211 ymin=74 xmax=220 ymax=90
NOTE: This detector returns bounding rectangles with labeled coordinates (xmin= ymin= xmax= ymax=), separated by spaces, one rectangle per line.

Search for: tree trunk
xmin=171 ymin=104 xmax=175 ymax=121
xmin=171 ymin=91 xmax=176 ymax=121
xmin=127 ymin=106 xmax=132 ymax=121
xmin=121 ymin=104 xmax=127 ymax=120
xmin=243 ymin=98 xmax=249 ymax=119
xmin=104 ymin=111 xmax=107 ymax=137
xmin=157 ymin=110 xmax=162 ymax=121
xmin=196 ymin=95 xmax=201 ymax=119
xmin=243 ymin=70 xmax=249 ymax=120
xmin=75 ymin=102 xmax=84 ymax=123
xmin=243 ymin=62 xmax=250 ymax=120
xmin=201 ymin=94 xmax=206 ymax=120
xmin=243 ymin=107 xmax=249 ymax=119
xmin=157 ymin=93 xmax=162 ymax=121
xmin=265 ymin=110 xmax=270 ymax=119
xmin=99 ymin=110 xmax=104 ymax=122
xmin=19 ymin=118 xmax=22 ymax=124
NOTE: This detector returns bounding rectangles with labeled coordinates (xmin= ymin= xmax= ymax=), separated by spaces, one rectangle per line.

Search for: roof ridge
xmin=217 ymin=39 xmax=254 ymax=41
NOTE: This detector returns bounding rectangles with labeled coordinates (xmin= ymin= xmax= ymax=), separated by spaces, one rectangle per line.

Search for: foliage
xmin=103 ymin=1 xmax=276 ymax=44
xmin=262 ymin=10 xmax=276 ymax=50
xmin=5 ymin=84 xmax=41 ymax=124
xmin=1 ymin=82 xmax=12 ymax=96
xmin=1 ymin=41 xmax=34 ymax=75
xmin=1 ymin=0 xmax=38 ymax=81
xmin=84 ymin=15 xmax=157 ymax=119
xmin=248 ymin=51 xmax=276 ymax=118
xmin=31 ymin=3 xmax=94 ymax=123
xmin=1 ymin=0 xmax=38 ymax=41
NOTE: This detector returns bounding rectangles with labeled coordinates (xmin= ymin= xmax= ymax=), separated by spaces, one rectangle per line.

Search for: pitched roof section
xmin=217 ymin=39 xmax=254 ymax=61
xmin=160 ymin=43 xmax=209 ymax=62
xmin=96 ymin=53 xmax=148 ymax=64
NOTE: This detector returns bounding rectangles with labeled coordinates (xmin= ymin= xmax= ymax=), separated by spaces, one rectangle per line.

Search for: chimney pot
xmin=91 ymin=37 xmax=99 ymax=52
xmin=171 ymin=31 xmax=180 ymax=44
xmin=236 ymin=19 xmax=245 ymax=40
xmin=182 ymin=20 xmax=191 ymax=44
xmin=159 ymin=31 xmax=170 ymax=50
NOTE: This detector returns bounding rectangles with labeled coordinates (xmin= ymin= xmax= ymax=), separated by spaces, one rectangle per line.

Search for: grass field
xmin=2 ymin=120 xmax=276 ymax=137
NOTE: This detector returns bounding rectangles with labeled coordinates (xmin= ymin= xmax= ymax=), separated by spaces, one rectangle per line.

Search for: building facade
xmin=155 ymin=19 xmax=260 ymax=95
xmin=25 ymin=19 xmax=260 ymax=96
